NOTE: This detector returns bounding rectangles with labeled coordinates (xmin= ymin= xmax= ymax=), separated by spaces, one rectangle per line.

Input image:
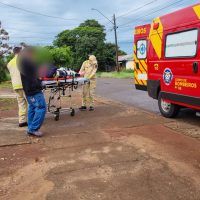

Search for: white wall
xmin=126 ymin=61 xmax=134 ymax=70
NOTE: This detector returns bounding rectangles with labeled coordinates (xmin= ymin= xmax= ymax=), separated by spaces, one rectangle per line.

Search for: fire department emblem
xmin=163 ymin=68 xmax=173 ymax=85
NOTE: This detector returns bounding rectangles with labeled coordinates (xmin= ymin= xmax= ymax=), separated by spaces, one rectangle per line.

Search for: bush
xmin=0 ymin=58 xmax=9 ymax=82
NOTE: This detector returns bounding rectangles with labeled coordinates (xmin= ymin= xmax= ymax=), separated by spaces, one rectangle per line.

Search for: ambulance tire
xmin=158 ymin=93 xmax=179 ymax=118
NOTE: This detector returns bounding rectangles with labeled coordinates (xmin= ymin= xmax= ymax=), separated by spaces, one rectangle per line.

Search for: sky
xmin=0 ymin=0 xmax=199 ymax=54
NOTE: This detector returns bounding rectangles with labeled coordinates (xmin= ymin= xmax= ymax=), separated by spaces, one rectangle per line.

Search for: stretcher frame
xmin=42 ymin=76 xmax=89 ymax=121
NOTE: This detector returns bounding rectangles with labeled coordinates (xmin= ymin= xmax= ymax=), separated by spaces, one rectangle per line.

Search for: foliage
xmin=0 ymin=19 xmax=128 ymax=83
xmin=5 ymin=54 xmax=14 ymax=63
xmin=0 ymin=23 xmax=11 ymax=82
xmin=99 ymin=43 xmax=116 ymax=71
xmin=79 ymin=20 xmax=105 ymax=29
xmin=0 ymin=57 xmax=9 ymax=82
xmin=48 ymin=46 xmax=72 ymax=67
xmin=34 ymin=46 xmax=72 ymax=68
xmin=54 ymin=19 xmax=127 ymax=71
xmin=35 ymin=47 xmax=52 ymax=65
xmin=0 ymin=60 xmax=7 ymax=82
xmin=97 ymin=69 xmax=133 ymax=79
xmin=118 ymin=49 xmax=127 ymax=56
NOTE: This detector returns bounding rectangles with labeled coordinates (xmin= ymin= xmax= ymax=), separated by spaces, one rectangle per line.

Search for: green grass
xmin=0 ymin=81 xmax=12 ymax=89
xmin=97 ymin=69 xmax=133 ymax=79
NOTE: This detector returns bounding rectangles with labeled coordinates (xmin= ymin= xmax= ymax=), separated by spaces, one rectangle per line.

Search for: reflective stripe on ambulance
xmin=149 ymin=17 xmax=163 ymax=60
xmin=193 ymin=5 xmax=200 ymax=19
xmin=134 ymin=44 xmax=148 ymax=86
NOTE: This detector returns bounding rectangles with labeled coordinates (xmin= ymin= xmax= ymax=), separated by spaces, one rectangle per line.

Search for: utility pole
xmin=91 ymin=9 xmax=119 ymax=72
xmin=113 ymin=14 xmax=119 ymax=72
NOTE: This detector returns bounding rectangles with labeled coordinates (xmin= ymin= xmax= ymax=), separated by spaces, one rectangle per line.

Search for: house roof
xmin=118 ymin=54 xmax=133 ymax=62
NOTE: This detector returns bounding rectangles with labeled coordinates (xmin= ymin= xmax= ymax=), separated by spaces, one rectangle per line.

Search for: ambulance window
xmin=137 ymin=40 xmax=147 ymax=59
xmin=165 ymin=29 xmax=198 ymax=58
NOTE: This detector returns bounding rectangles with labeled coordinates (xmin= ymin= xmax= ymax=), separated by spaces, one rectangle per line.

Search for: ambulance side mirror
xmin=193 ymin=62 xmax=198 ymax=74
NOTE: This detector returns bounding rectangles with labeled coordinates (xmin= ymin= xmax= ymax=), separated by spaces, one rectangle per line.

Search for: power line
xmin=118 ymin=0 xmax=186 ymax=28
xmin=7 ymin=28 xmax=59 ymax=35
xmin=115 ymin=0 xmax=190 ymax=31
xmin=116 ymin=0 xmax=158 ymax=19
xmin=10 ymin=36 xmax=55 ymax=39
xmin=4 ymin=23 xmax=79 ymax=28
xmin=8 ymin=41 xmax=52 ymax=45
xmin=5 ymin=21 xmax=111 ymax=30
xmin=108 ymin=0 xmax=192 ymax=48
xmin=0 ymin=1 xmax=81 ymax=21
xmin=104 ymin=0 xmax=157 ymax=30
xmin=92 ymin=8 xmax=120 ymax=71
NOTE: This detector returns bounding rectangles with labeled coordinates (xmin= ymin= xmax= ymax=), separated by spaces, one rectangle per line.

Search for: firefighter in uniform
xmin=7 ymin=47 xmax=27 ymax=127
xmin=79 ymin=55 xmax=98 ymax=111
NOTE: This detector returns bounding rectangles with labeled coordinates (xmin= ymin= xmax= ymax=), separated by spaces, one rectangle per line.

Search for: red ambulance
xmin=134 ymin=3 xmax=200 ymax=118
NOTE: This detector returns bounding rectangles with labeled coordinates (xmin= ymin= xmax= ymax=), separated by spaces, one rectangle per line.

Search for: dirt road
xmin=0 ymin=88 xmax=200 ymax=200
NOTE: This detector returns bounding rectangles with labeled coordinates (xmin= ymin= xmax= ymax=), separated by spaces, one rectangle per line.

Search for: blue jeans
xmin=27 ymin=92 xmax=46 ymax=133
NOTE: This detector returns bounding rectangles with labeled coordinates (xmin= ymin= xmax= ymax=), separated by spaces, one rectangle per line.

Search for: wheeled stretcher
xmin=42 ymin=77 xmax=89 ymax=121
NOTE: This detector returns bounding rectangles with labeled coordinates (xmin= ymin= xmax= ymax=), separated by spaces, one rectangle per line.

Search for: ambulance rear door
xmin=134 ymin=24 xmax=150 ymax=91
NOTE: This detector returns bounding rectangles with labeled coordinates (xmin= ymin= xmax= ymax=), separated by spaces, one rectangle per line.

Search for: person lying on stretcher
xmin=39 ymin=65 xmax=80 ymax=80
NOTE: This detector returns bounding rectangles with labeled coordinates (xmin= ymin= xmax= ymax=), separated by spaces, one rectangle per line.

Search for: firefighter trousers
xmin=82 ymin=80 xmax=96 ymax=107
xmin=15 ymin=89 xmax=27 ymax=124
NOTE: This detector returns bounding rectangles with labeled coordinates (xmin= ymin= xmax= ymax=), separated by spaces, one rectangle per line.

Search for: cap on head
xmin=89 ymin=55 xmax=97 ymax=65
xmin=13 ymin=46 xmax=22 ymax=54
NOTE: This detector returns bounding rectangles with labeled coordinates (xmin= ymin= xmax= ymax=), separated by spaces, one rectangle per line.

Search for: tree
xmin=54 ymin=30 xmax=77 ymax=52
xmin=0 ymin=58 xmax=7 ymax=82
xmin=100 ymin=43 xmax=116 ymax=71
xmin=54 ymin=19 xmax=126 ymax=71
xmin=0 ymin=21 xmax=11 ymax=82
xmin=79 ymin=20 xmax=105 ymax=29
xmin=34 ymin=46 xmax=52 ymax=66
xmin=73 ymin=26 xmax=106 ymax=68
xmin=48 ymin=46 xmax=72 ymax=67
xmin=33 ymin=45 xmax=73 ymax=68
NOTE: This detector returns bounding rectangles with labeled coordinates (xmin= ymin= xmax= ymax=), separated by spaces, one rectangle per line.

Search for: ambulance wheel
xmin=158 ymin=93 xmax=179 ymax=118
xmin=70 ymin=109 xmax=75 ymax=117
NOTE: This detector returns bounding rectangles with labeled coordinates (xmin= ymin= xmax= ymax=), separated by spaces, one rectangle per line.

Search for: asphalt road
xmin=96 ymin=78 xmax=159 ymax=113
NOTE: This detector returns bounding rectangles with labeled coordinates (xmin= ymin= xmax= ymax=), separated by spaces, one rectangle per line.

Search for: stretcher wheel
xmin=70 ymin=109 xmax=75 ymax=117
xmin=54 ymin=114 xmax=60 ymax=121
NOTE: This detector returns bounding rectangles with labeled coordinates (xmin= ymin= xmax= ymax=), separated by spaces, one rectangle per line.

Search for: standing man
xmin=79 ymin=55 xmax=98 ymax=111
xmin=7 ymin=46 xmax=27 ymax=127
xmin=18 ymin=47 xmax=46 ymax=137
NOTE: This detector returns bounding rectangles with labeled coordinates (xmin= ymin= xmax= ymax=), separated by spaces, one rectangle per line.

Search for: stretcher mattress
xmin=42 ymin=77 xmax=89 ymax=87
